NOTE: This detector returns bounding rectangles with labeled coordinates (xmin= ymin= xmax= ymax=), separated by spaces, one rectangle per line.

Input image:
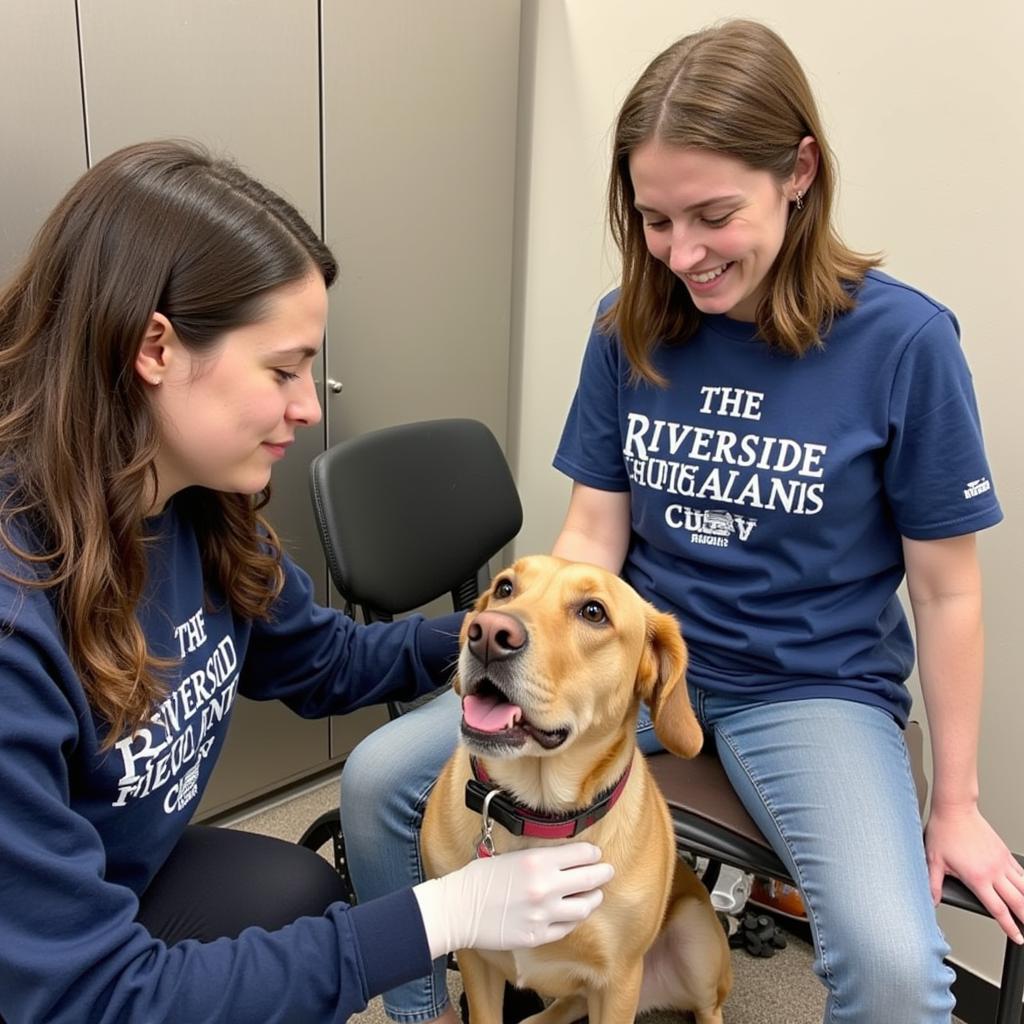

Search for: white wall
xmin=509 ymin=0 xmax=1023 ymax=988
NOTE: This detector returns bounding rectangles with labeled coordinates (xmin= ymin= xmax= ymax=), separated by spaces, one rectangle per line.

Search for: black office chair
xmin=299 ymin=417 xmax=1024 ymax=1022
xmin=297 ymin=418 xmax=523 ymax=894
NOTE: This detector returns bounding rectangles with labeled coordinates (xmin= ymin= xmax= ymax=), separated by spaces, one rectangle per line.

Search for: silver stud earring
xmin=795 ymin=189 xmax=805 ymax=211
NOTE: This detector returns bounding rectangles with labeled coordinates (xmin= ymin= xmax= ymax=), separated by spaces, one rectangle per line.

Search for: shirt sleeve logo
xmin=963 ymin=477 xmax=991 ymax=500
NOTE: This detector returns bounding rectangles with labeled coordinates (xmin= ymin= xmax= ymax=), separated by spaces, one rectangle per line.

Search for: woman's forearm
xmin=903 ymin=534 xmax=985 ymax=810
xmin=913 ymin=591 xmax=984 ymax=810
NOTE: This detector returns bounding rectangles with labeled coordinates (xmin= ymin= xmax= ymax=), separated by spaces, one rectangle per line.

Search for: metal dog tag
xmin=475 ymin=787 xmax=500 ymax=859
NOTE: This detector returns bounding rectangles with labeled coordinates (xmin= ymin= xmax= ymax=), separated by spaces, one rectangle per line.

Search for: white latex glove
xmin=413 ymin=843 xmax=614 ymax=957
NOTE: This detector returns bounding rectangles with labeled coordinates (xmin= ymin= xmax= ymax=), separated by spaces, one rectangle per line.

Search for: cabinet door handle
xmin=326 ymin=379 xmax=344 ymax=394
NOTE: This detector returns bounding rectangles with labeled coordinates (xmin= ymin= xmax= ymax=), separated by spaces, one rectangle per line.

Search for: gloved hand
xmin=413 ymin=843 xmax=614 ymax=958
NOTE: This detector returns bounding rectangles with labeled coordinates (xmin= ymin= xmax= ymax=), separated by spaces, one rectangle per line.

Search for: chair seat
xmin=648 ymin=748 xmax=792 ymax=883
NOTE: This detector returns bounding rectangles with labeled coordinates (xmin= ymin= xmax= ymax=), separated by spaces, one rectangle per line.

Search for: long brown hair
xmin=0 ymin=140 xmax=337 ymax=746
xmin=606 ymin=19 xmax=881 ymax=384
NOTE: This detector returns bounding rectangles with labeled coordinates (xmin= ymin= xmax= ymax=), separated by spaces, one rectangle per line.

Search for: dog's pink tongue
xmin=463 ymin=693 xmax=522 ymax=733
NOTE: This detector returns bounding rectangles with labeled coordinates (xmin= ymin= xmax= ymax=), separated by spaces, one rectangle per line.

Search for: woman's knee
xmin=816 ymin=899 xmax=953 ymax=1022
xmin=826 ymin=942 xmax=953 ymax=1022
xmin=271 ymin=841 xmax=350 ymax=920
xmin=340 ymin=720 xmax=400 ymax=808
xmin=340 ymin=691 xmax=460 ymax=825
xmin=139 ymin=827 xmax=347 ymax=943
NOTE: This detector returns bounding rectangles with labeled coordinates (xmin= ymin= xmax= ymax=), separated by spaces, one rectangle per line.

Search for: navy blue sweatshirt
xmin=0 ymin=496 xmax=462 ymax=1022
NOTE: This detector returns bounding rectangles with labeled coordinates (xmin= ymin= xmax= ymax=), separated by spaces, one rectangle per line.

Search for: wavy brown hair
xmin=606 ymin=19 xmax=881 ymax=384
xmin=0 ymin=140 xmax=337 ymax=747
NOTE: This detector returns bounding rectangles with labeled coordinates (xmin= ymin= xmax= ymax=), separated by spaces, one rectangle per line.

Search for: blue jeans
xmin=340 ymin=686 xmax=955 ymax=1024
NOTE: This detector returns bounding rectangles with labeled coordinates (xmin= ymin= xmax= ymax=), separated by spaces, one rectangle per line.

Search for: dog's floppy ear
xmin=636 ymin=608 xmax=703 ymax=759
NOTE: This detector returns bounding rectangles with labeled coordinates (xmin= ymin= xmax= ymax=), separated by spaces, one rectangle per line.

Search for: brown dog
xmin=422 ymin=555 xmax=731 ymax=1024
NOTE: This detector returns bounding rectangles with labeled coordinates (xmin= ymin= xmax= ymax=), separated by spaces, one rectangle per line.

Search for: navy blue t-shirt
xmin=555 ymin=271 xmax=1002 ymax=724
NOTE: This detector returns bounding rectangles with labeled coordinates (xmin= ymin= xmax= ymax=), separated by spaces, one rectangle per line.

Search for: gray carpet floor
xmin=220 ymin=773 xmax=963 ymax=1024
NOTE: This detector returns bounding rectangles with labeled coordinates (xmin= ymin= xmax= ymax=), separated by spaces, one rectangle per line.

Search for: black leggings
xmin=136 ymin=824 xmax=347 ymax=944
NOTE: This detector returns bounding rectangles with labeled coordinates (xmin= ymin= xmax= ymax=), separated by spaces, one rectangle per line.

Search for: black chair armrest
xmin=940 ymin=855 xmax=1024 ymax=1024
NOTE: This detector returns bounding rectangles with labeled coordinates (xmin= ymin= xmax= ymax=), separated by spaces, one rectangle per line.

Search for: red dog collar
xmin=465 ymin=755 xmax=633 ymax=842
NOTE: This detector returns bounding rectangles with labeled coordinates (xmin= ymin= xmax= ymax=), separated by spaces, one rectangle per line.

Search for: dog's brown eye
xmin=494 ymin=579 xmax=514 ymax=599
xmin=580 ymin=600 xmax=607 ymax=624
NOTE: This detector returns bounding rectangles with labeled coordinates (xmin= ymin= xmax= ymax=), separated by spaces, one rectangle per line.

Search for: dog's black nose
xmin=467 ymin=610 xmax=527 ymax=664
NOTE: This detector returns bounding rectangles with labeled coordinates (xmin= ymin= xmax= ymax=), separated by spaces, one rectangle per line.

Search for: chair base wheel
xmin=729 ymin=911 xmax=788 ymax=958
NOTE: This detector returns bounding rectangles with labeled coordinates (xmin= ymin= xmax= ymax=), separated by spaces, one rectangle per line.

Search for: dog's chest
xmin=474 ymin=894 xmax=620 ymax=996
xmin=502 ymin=940 xmax=611 ymax=999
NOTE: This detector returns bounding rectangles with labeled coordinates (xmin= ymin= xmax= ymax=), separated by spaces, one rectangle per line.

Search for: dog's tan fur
xmin=422 ymin=555 xmax=731 ymax=1024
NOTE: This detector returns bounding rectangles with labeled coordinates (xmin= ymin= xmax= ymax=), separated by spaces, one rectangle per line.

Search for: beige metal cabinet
xmin=321 ymin=0 xmax=521 ymax=448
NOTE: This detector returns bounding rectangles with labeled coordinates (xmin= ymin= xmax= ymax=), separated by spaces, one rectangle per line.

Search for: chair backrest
xmin=309 ymin=418 xmax=522 ymax=621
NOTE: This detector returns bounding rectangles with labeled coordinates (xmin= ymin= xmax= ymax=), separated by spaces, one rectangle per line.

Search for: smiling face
xmin=456 ymin=556 xmax=697 ymax=764
xmin=138 ymin=271 xmax=327 ymax=510
xmin=629 ymin=140 xmax=811 ymax=322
